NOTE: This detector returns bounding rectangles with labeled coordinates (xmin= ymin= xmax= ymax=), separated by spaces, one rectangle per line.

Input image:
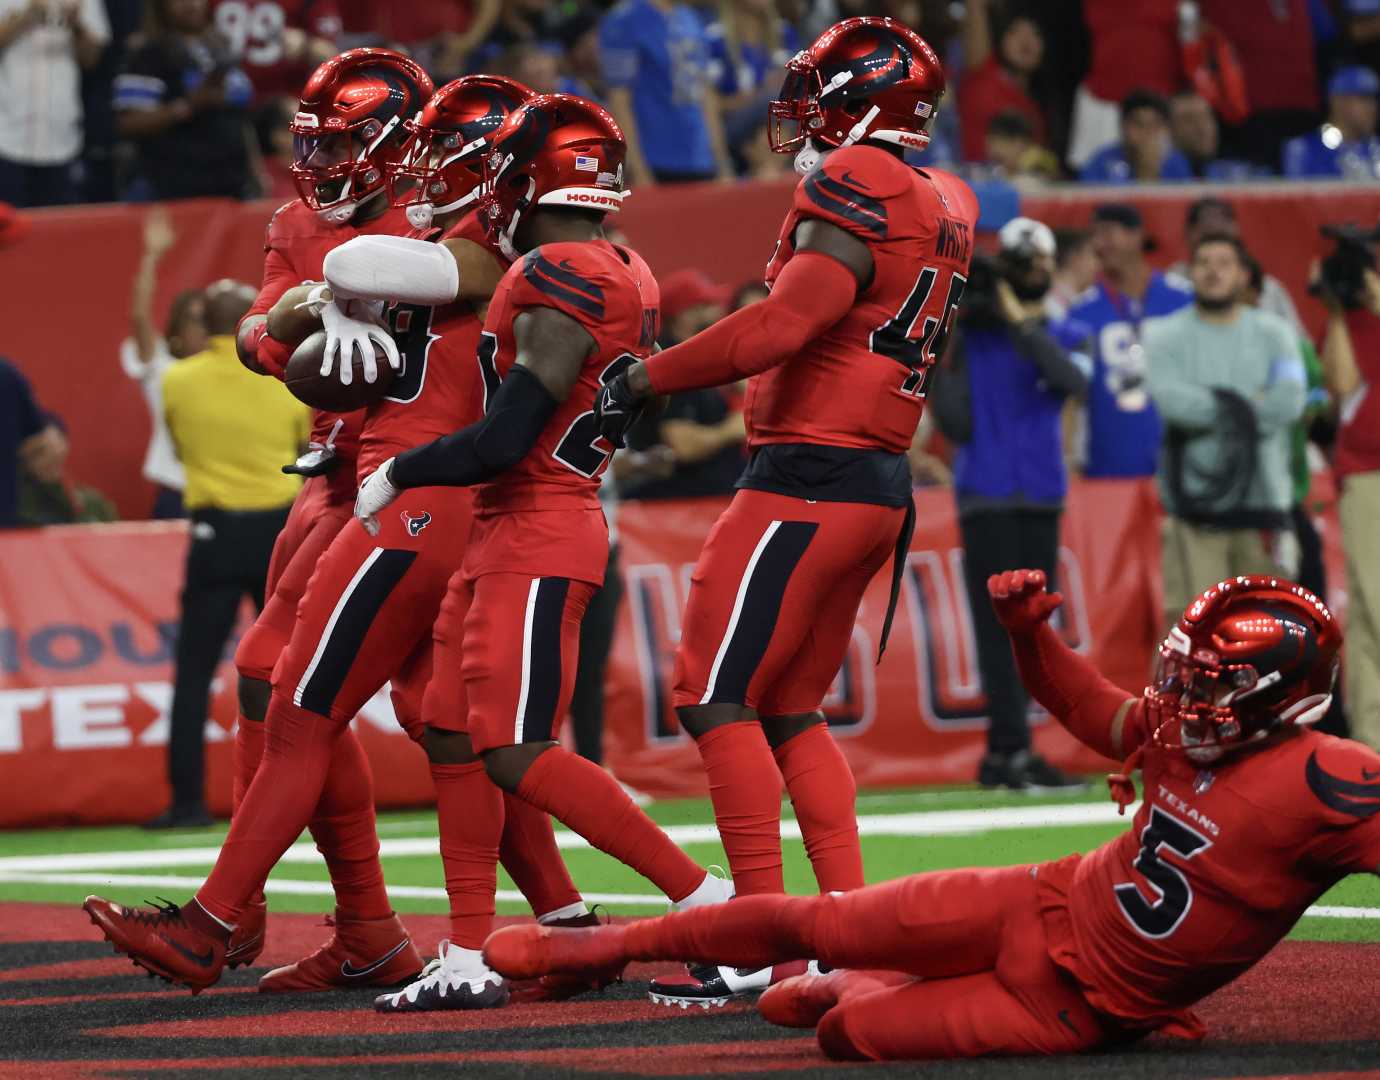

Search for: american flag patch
xmin=575 ymin=155 xmax=599 ymax=172
xmin=914 ymin=102 xmax=932 ymax=118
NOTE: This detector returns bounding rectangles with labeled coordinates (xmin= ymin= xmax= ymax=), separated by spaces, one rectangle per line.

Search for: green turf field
xmin=1 ymin=785 xmax=1376 ymax=943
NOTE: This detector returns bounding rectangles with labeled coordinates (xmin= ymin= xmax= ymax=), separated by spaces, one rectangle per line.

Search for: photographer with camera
xmin=1316 ymin=227 xmax=1380 ymax=751
xmin=930 ymin=218 xmax=1091 ymax=792
xmin=1146 ymin=233 xmax=1305 ymax=634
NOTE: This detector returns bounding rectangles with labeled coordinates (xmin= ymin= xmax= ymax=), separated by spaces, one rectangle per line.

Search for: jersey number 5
xmin=1114 ymin=805 xmax=1214 ymax=939
xmin=552 ymin=353 xmax=640 ymax=478
xmin=870 ymin=265 xmax=967 ymax=397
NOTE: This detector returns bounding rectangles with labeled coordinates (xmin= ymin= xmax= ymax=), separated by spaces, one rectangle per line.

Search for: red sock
xmin=695 ymin=722 xmax=784 ymax=896
xmin=232 ymin=712 xmax=264 ymax=815
xmin=499 ymin=793 xmax=582 ymax=918
xmin=307 ymin=726 xmax=392 ymax=921
xmin=432 ymin=760 xmax=503 ymax=949
xmin=773 ymin=725 xmax=863 ymax=892
xmin=232 ymin=713 xmax=268 ymax=909
xmin=517 ymin=747 xmax=704 ymax=903
xmin=198 ymin=695 xmax=340 ymax=925
xmin=623 ymin=893 xmax=815 ymax=967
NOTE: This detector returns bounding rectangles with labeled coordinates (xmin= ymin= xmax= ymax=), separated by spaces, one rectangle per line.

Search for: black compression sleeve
xmin=390 ymin=364 xmax=560 ymax=489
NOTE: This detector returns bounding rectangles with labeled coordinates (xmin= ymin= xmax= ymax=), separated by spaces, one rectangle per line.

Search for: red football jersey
xmin=247 ymin=199 xmax=413 ymax=460
xmin=1043 ymin=708 xmax=1380 ymax=1030
xmin=357 ymin=212 xmax=497 ymax=476
xmin=473 ymin=238 xmax=659 ymax=516
xmin=752 ymin=145 xmax=978 ymax=455
xmin=211 ymin=0 xmax=342 ymax=98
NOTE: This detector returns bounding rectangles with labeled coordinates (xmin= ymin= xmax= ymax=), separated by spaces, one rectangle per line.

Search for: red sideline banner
xmin=0 ymin=479 xmax=1261 ymax=828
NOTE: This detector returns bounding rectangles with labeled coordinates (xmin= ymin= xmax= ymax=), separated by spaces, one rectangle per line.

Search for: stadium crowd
xmin=1 ymin=1 xmax=1379 ymax=773
xmin=1 ymin=0 xmax=1380 ymax=207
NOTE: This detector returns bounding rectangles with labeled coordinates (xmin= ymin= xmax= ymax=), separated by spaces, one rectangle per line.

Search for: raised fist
xmin=987 ymin=568 xmax=1063 ymax=634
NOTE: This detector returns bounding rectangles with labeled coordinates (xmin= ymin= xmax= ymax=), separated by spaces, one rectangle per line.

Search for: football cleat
xmin=374 ymin=940 xmax=509 ymax=1012
xmin=258 ymin=910 xmax=422 ymax=993
xmin=507 ymin=910 xmax=626 ymax=998
xmin=83 ymin=895 xmax=228 ymax=993
xmin=225 ymin=897 xmax=267 ymax=969
xmin=484 ymin=922 xmax=628 ymax=983
xmin=647 ymin=959 xmax=810 ymax=1010
xmin=757 ymin=964 xmax=848 ymax=1028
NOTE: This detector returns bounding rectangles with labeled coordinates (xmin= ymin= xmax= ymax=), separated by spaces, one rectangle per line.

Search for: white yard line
xmin=0 ymin=871 xmax=665 ymax=907
xmin=0 ymin=870 xmax=1374 ymax=921
xmin=0 ymin=802 xmax=1136 ymax=875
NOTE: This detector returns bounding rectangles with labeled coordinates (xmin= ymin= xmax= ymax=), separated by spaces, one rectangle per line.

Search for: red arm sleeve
xmin=644 ymin=251 xmax=857 ymax=395
xmin=1011 ymin=623 xmax=1148 ymax=761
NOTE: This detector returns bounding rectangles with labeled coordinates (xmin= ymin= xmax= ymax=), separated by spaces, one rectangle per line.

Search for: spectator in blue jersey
xmin=1169 ymin=91 xmax=1267 ymax=182
xmin=1282 ymin=65 xmax=1380 ymax=180
xmin=930 ymin=218 xmax=1091 ymax=792
xmin=707 ymin=0 xmax=800 ymax=170
xmin=1068 ymin=203 xmax=1193 ymax=478
xmin=1079 ymin=89 xmax=1193 ymax=184
xmin=599 ymin=0 xmax=733 ymax=185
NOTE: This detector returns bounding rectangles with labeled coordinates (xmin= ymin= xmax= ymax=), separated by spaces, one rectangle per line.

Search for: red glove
xmin=987 ymin=569 xmax=1063 ymax=634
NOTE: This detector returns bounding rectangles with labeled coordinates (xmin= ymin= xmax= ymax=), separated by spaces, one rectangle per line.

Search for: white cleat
xmin=374 ymin=940 xmax=508 ymax=1012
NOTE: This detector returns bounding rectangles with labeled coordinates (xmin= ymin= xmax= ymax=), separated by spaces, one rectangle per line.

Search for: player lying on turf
xmin=589 ymin=16 xmax=979 ymax=1007
xmin=483 ymin=571 xmax=1380 ymax=1060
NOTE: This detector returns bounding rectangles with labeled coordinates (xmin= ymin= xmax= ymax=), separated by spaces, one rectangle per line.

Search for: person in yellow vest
xmin=148 ymin=279 xmax=309 ymax=829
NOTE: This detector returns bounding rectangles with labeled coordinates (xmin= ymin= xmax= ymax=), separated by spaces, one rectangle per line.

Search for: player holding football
xmin=85 ymin=74 xmax=603 ymax=1005
xmin=224 ymin=47 xmax=431 ymax=988
xmin=485 ymin=571 xmax=1380 ymax=1061
xmin=590 ymin=17 xmax=978 ymax=1005
xmin=341 ymin=93 xmax=734 ymax=1009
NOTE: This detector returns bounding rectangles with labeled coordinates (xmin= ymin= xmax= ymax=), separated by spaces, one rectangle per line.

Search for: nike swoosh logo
xmin=838 ymin=170 xmax=871 ymax=191
xmin=225 ymin=932 xmax=263 ymax=960
xmin=559 ymin=259 xmax=579 ymax=272
xmin=160 ymin=933 xmax=215 ymax=968
xmin=1058 ymin=1009 xmax=1081 ymax=1037
xmin=1364 ymin=767 xmax=1380 ymax=781
xmin=340 ymin=937 xmax=410 ymax=979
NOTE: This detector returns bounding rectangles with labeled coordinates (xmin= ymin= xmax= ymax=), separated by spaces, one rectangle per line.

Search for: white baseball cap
xmin=998 ymin=216 xmax=1056 ymax=257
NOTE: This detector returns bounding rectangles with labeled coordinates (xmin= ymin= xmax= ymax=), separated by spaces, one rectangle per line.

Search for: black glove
xmin=282 ymin=443 xmax=340 ymax=477
xmin=594 ymin=371 xmax=646 ymax=448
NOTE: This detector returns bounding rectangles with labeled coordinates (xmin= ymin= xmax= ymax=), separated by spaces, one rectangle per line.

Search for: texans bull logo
xmin=402 ymin=510 xmax=432 ymax=536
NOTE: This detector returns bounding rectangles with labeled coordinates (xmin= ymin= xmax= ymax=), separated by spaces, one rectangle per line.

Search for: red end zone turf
xmin=1 ymin=903 xmax=1377 ymax=1079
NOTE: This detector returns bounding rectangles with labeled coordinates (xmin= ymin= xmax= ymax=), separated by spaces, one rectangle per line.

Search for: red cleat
xmin=483 ymin=922 xmax=628 ymax=982
xmin=513 ymin=911 xmax=625 ymax=1002
xmin=83 ymin=895 xmax=228 ymax=993
xmin=225 ymin=897 xmax=267 ymax=969
xmin=257 ymin=910 xmax=423 ymax=993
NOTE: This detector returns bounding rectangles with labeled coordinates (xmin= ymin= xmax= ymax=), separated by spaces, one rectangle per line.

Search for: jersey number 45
xmin=870 ymin=265 xmax=967 ymax=398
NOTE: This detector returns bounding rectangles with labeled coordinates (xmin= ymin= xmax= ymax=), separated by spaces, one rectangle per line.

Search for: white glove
xmin=320 ymin=298 xmax=401 ymax=386
xmin=355 ymin=457 xmax=400 ymax=536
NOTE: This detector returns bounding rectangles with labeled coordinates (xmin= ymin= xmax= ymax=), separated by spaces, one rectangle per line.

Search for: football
xmin=285 ymin=331 xmax=397 ymax=412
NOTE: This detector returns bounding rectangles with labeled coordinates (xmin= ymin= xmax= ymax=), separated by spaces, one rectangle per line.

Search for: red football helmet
xmin=387 ymin=75 xmax=536 ymax=230
xmin=769 ymin=17 xmax=946 ymax=165
xmin=478 ymin=93 xmax=627 ymax=259
xmin=291 ymin=48 xmax=434 ymax=224
xmin=1144 ymin=576 xmax=1341 ymax=763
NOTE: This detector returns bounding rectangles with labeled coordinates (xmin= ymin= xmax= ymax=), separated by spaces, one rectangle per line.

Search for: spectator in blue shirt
xmin=1079 ymin=89 xmax=1193 ymax=184
xmin=1282 ymin=65 xmax=1380 ymax=179
xmin=1169 ymin=91 xmax=1268 ymax=181
xmin=599 ymin=0 xmax=733 ymax=185
xmin=706 ymin=0 xmax=799 ymax=169
xmin=0 ymin=358 xmax=64 ymax=528
xmin=1068 ymin=203 xmax=1194 ymax=478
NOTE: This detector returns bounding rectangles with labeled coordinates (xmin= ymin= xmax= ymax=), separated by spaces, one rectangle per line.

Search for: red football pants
xmin=235 ymin=471 xmax=356 ymax=683
xmin=619 ymin=863 xmax=1112 ymax=1061
xmin=673 ymin=489 xmax=904 ymax=714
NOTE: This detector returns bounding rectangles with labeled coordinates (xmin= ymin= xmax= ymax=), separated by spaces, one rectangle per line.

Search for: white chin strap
xmin=794 ymin=142 xmax=823 ymax=176
xmin=319 ymin=198 xmax=358 ymax=225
